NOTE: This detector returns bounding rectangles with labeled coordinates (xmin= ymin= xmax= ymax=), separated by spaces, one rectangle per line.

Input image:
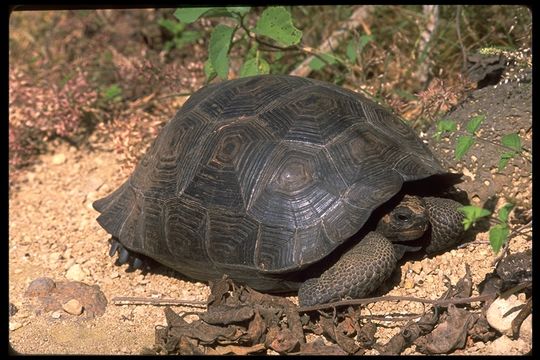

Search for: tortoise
xmin=93 ymin=75 xmax=465 ymax=306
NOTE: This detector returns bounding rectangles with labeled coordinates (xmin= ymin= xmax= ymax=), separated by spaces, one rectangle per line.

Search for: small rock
xmin=51 ymin=153 xmax=66 ymax=165
xmin=486 ymin=295 xmax=524 ymax=336
xmin=64 ymin=259 xmax=76 ymax=270
xmin=63 ymin=299 xmax=83 ymax=315
xmin=474 ymin=341 xmax=485 ymax=349
xmin=66 ymin=264 xmax=86 ymax=282
xmin=519 ymin=314 xmax=532 ymax=343
xmin=26 ymin=172 xmax=36 ymax=183
xmin=483 ymin=335 xmax=531 ymax=355
xmin=9 ymin=302 xmax=18 ymax=317
xmin=49 ymin=252 xmax=63 ymax=263
xmin=25 ymin=277 xmax=56 ymax=297
xmin=403 ymin=278 xmax=415 ymax=289
xmin=51 ymin=311 xmax=62 ymax=319
xmin=410 ymin=262 xmax=423 ymax=274
xmin=9 ymin=321 xmax=23 ymax=331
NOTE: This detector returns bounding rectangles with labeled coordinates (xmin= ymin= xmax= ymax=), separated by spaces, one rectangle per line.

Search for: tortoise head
xmin=375 ymin=195 xmax=429 ymax=242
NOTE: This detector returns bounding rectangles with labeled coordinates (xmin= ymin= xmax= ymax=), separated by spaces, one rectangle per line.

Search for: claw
xmin=132 ymin=257 xmax=144 ymax=269
xmin=118 ymin=247 xmax=130 ymax=264
xmin=109 ymin=239 xmax=120 ymax=257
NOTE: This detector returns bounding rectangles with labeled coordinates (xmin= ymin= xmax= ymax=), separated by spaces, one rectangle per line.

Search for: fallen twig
xmin=111 ymin=296 xmax=207 ymax=308
xmin=297 ymin=294 xmax=492 ymax=313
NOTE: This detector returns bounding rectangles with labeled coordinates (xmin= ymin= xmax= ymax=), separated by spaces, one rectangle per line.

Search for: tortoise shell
xmin=93 ymin=75 xmax=445 ymax=289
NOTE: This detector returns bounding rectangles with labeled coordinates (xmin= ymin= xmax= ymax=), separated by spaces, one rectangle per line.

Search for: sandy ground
xmin=9 ymin=137 xmax=531 ymax=355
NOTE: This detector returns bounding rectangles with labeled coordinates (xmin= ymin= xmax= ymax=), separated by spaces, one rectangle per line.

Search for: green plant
xmin=434 ymin=113 xmax=527 ymax=253
xmin=172 ymin=6 xmax=361 ymax=81
xmin=433 ymin=114 xmax=527 ymax=171
xmin=158 ymin=17 xmax=202 ymax=52
xmin=173 ymin=6 xmax=304 ymax=81
xmin=459 ymin=203 xmax=514 ymax=253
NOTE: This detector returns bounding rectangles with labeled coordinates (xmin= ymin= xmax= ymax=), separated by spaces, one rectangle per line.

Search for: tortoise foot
xmin=108 ymin=238 xmax=146 ymax=272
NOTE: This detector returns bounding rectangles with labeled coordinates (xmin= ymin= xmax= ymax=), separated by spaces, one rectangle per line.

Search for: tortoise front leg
xmin=298 ymin=231 xmax=397 ymax=307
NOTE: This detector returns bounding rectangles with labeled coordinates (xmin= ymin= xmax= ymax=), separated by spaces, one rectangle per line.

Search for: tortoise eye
xmin=393 ymin=209 xmax=412 ymax=223
xmin=396 ymin=214 xmax=409 ymax=222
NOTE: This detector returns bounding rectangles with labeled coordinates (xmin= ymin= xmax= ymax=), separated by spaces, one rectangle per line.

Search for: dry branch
xmin=415 ymin=5 xmax=440 ymax=86
xmin=297 ymin=294 xmax=492 ymax=313
xmin=289 ymin=6 xmax=374 ymax=77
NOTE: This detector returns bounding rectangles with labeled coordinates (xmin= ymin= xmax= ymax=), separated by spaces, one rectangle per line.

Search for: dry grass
xmin=9 ymin=6 xmax=531 ymax=176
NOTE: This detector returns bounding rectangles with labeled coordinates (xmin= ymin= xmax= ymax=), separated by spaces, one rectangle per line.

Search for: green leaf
xmin=433 ymin=119 xmax=457 ymax=140
xmin=209 ymin=25 xmax=235 ymax=79
xmin=174 ymin=7 xmax=213 ymax=23
xmin=158 ymin=18 xmax=185 ymax=34
xmin=501 ymin=133 xmax=522 ymax=151
xmin=357 ymin=34 xmax=374 ymax=53
xmin=102 ymin=84 xmax=122 ymax=101
xmin=309 ymin=58 xmax=324 ymax=71
xmin=173 ymin=31 xmax=201 ymax=49
xmin=455 ymin=135 xmax=475 ymax=161
xmin=253 ymin=6 xmax=302 ymax=46
xmin=346 ymin=35 xmax=373 ymax=64
xmin=309 ymin=53 xmax=338 ymax=71
xmin=489 ymin=224 xmax=509 ymax=253
xmin=239 ymin=54 xmax=270 ymax=77
xmin=498 ymin=151 xmax=515 ymax=171
xmin=465 ymin=114 xmax=485 ymax=134
xmin=226 ymin=6 xmax=251 ymax=16
xmin=346 ymin=40 xmax=357 ymax=63
xmin=204 ymin=59 xmax=217 ymax=82
xmin=459 ymin=205 xmax=491 ymax=231
xmin=240 ymin=58 xmax=258 ymax=77
xmin=497 ymin=203 xmax=514 ymax=223
xmin=258 ymin=57 xmax=270 ymax=74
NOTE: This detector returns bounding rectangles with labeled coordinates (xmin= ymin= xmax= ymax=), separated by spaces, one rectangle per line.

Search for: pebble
xmin=9 ymin=302 xmax=18 ymax=316
xmin=62 ymin=299 xmax=83 ymax=315
xmin=519 ymin=314 xmax=532 ymax=343
xmin=485 ymin=295 xmax=523 ymax=336
xmin=410 ymin=262 xmax=423 ymax=274
xmin=26 ymin=277 xmax=56 ymax=297
xmin=49 ymin=252 xmax=63 ymax=263
xmin=26 ymin=172 xmax=36 ymax=183
xmin=483 ymin=335 xmax=530 ymax=355
xmin=402 ymin=273 xmax=415 ymax=289
xmin=474 ymin=341 xmax=485 ymax=349
xmin=51 ymin=153 xmax=67 ymax=165
xmin=66 ymin=263 xmax=86 ymax=281
xmin=9 ymin=321 xmax=23 ymax=331
xmin=51 ymin=311 xmax=62 ymax=319
xmin=64 ymin=258 xmax=76 ymax=270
